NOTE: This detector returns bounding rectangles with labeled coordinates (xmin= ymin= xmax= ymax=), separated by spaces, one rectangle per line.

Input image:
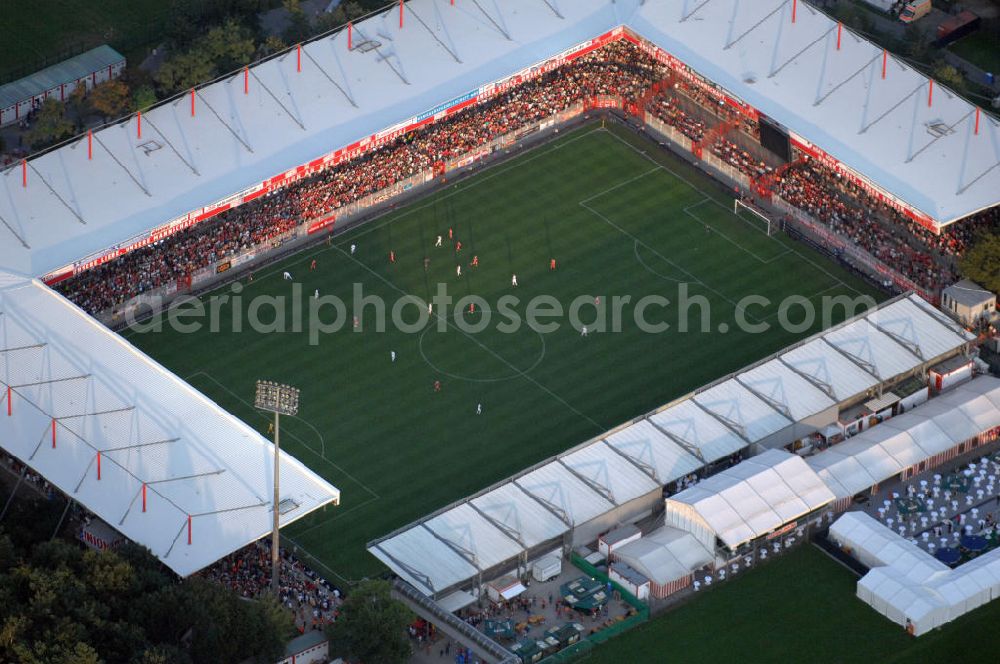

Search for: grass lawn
xmin=124 ymin=123 xmax=882 ymax=584
xmin=587 ymin=545 xmax=1000 ymax=664
xmin=950 ymin=30 xmax=1000 ymax=78
xmin=0 ymin=0 xmax=170 ymax=81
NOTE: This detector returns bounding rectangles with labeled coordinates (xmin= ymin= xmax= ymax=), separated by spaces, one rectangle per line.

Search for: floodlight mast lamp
xmin=255 ymin=380 xmax=300 ymax=595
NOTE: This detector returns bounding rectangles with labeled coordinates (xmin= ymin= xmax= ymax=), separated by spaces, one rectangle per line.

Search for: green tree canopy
xmin=89 ymin=79 xmax=133 ymax=121
xmin=959 ymin=233 xmax=1000 ymax=294
xmin=24 ymin=99 xmax=75 ymax=150
xmin=327 ymin=579 xmax=412 ymax=664
xmin=156 ymin=19 xmax=256 ymax=95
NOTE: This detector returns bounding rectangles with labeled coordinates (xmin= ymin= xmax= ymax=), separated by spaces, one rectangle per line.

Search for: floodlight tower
xmin=255 ymin=380 xmax=300 ymax=595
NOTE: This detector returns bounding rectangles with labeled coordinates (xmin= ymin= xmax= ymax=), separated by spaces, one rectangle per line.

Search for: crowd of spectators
xmin=201 ymin=540 xmax=343 ymax=633
xmin=645 ymin=94 xmax=706 ymax=142
xmin=54 ymin=41 xmax=666 ymax=315
xmin=0 ymin=448 xmax=55 ymax=498
xmin=48 ymin=37 xmax=1000 ymax=312
xmin=773 ymin=159 xmax=958 ymax=291
xmin=710 ymin=136 xmax=771 ymax=179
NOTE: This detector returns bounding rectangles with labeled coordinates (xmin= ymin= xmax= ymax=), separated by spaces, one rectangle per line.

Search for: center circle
xmin=418 ymin=321 xmax=546 ymax=383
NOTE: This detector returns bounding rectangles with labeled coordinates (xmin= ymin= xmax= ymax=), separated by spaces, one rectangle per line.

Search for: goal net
xmin=733 ymin=199 xmax=774 ymax=236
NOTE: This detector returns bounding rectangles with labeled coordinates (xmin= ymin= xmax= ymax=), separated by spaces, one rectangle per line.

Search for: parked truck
xmin=936 ymin=11 xmax=981 ymax=46
xmin=899 ymin=0 xmax=932 ymax=23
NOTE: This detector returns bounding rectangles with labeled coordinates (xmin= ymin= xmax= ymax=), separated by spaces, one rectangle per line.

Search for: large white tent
xmin=612 ymin=525 xmax=714 ymax=595
xmin=665 ymin=449 xmax=834 ymax=551
xmin=832 ymin=511 xmax=1000 ymax=636
xmin=0 ymin=273 xmax=340 ymax=576
xmin=808 ymin=377 xmax=1000 ymax=500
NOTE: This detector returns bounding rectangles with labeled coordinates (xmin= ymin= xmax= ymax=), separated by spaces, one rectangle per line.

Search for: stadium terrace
xmin=1 ymin=0 xmax=998 ymax=286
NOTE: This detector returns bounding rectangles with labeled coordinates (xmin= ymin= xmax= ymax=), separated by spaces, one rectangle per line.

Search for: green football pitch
xmin=587 ymin=545 xmax=1000 ymax=664
xmin=124 ymin=123 xmax=883 ymax=583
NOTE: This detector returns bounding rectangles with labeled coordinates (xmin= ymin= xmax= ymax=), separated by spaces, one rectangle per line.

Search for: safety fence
xmin=770 ymin=197 xmax=936 ymax=304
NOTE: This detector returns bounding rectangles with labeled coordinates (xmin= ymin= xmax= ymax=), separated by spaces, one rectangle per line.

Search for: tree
xmin=327 ymin=580 xmax=412 ymax=664
xmin=282 ymin=0 xmax=313 ymax=45
xmin=931 ymin=62 xmax=966 ymax=94
xmin=156 ymin=52 xmax=216 ymax=95
xmin=24 ymin=99 xmax=75 ymax=150
xmin=200 ymin=18 xmax=257 ymax=74
xmin=960 ymin=233 xmax=1000 ymax=294
xmin=133 ymin=85 xmax=158 ymax=112
xmin=258 ymin=35 xmax=288 ymax=59
xmin=156 ymin=18 xmax=256 ymax=95
xmin=89 ymin=79 xmax=132 ymax=121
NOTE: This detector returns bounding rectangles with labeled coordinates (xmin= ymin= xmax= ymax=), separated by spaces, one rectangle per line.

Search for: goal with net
xmin=733 ymin=198 xmax=775 ymax=236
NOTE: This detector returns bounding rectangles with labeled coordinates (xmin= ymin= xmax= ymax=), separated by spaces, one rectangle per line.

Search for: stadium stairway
xmin=752 ymin=154 xmax=807 ymax=200
xmin=692 ymin=116 xmax=739 ymax=159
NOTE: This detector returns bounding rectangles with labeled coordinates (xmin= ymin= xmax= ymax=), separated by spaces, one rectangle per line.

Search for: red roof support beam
xmin=190 ymin=89 xmax=195 ymax=116
xmin=792 ymin=0 xmax=797 ymax=23
xmin=882 ymin=49 xmax=887 ymax=79
xmin=837 ymin=22 xmax=842 ymax=50
xmin=88 ymin=130 xmax=93 ymax=160
xmin=97 ymin=452 xmax=102 ymax=480
xmin=244 ymin=67 xmax=249 ymax=94
xmin=297 ymin=44 xmax=302 ymax=72
xmin=137 ymin=111 xmax=142 ymax=139
xmin=52 ymin=418 xmax=56 ymax=448
xmin=6 ymin=387 xmax=11 ymax=416
xmin=400 ymin=0 xmax=404 ymax=28
xmin=928 ymin=79 xmax=933 ymax=107
xmin=21 ymin=160 xmax=26 ymax=188
xmin=348 ymin=22 xmax=352 ymax=50
xmin=187 ymin=515 xmax=192 ymax=545
xmin=142 ymin=483 xmax=147 ymax=512
xmin=975 ymin=107 xmax=981 ymax=135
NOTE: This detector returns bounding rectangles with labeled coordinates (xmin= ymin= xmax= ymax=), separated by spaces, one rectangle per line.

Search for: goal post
xmin=734 ymin=198 xmax=774 ymax=236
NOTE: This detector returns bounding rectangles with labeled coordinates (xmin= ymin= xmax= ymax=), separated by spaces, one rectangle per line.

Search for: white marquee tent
xmin=665 ymin=449 xmax=834 ymax=551
xmin=612 ymin=525 xmax=714 ymax=594
xmin=808 ymin=377 xmax=1000 ymax=500
xmin=832 ymin=511 xmax=1000 ymax=636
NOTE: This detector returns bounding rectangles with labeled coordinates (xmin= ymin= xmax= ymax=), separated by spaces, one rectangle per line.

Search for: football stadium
xmin=2 ymin=1 xmax=1000 ymax=662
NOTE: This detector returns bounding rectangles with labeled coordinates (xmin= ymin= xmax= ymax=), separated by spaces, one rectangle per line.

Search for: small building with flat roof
xmin=941 ymin=280 xmax=996 ymax=327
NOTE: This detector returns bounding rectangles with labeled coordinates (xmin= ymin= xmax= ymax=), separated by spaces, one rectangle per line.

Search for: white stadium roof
xmin=469 ymin=483 xmax=569 ymax=549
xmin=1 ymin=0 xmax=997 ymax=280
xmin=602 ymin=420 xmax=702 ymax=486
xmin=808 ymin=377 xmax=1000 ymax=499
xmin=0 ymin=273 xmax=340 ymax=576
xmin=560 ymin=441 xmax=660 ymax=506
xmin=630 ymin=1 xmax=1000 ymax=226
xmin=649 ymin=400 xmax=748 ymax=463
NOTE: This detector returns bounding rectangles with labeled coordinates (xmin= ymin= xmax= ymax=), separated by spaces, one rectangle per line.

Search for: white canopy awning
xmin=667 ymin=449 xmax=833 ymax=549
xmin=0 ymin=274 xmax=340 ymax=576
